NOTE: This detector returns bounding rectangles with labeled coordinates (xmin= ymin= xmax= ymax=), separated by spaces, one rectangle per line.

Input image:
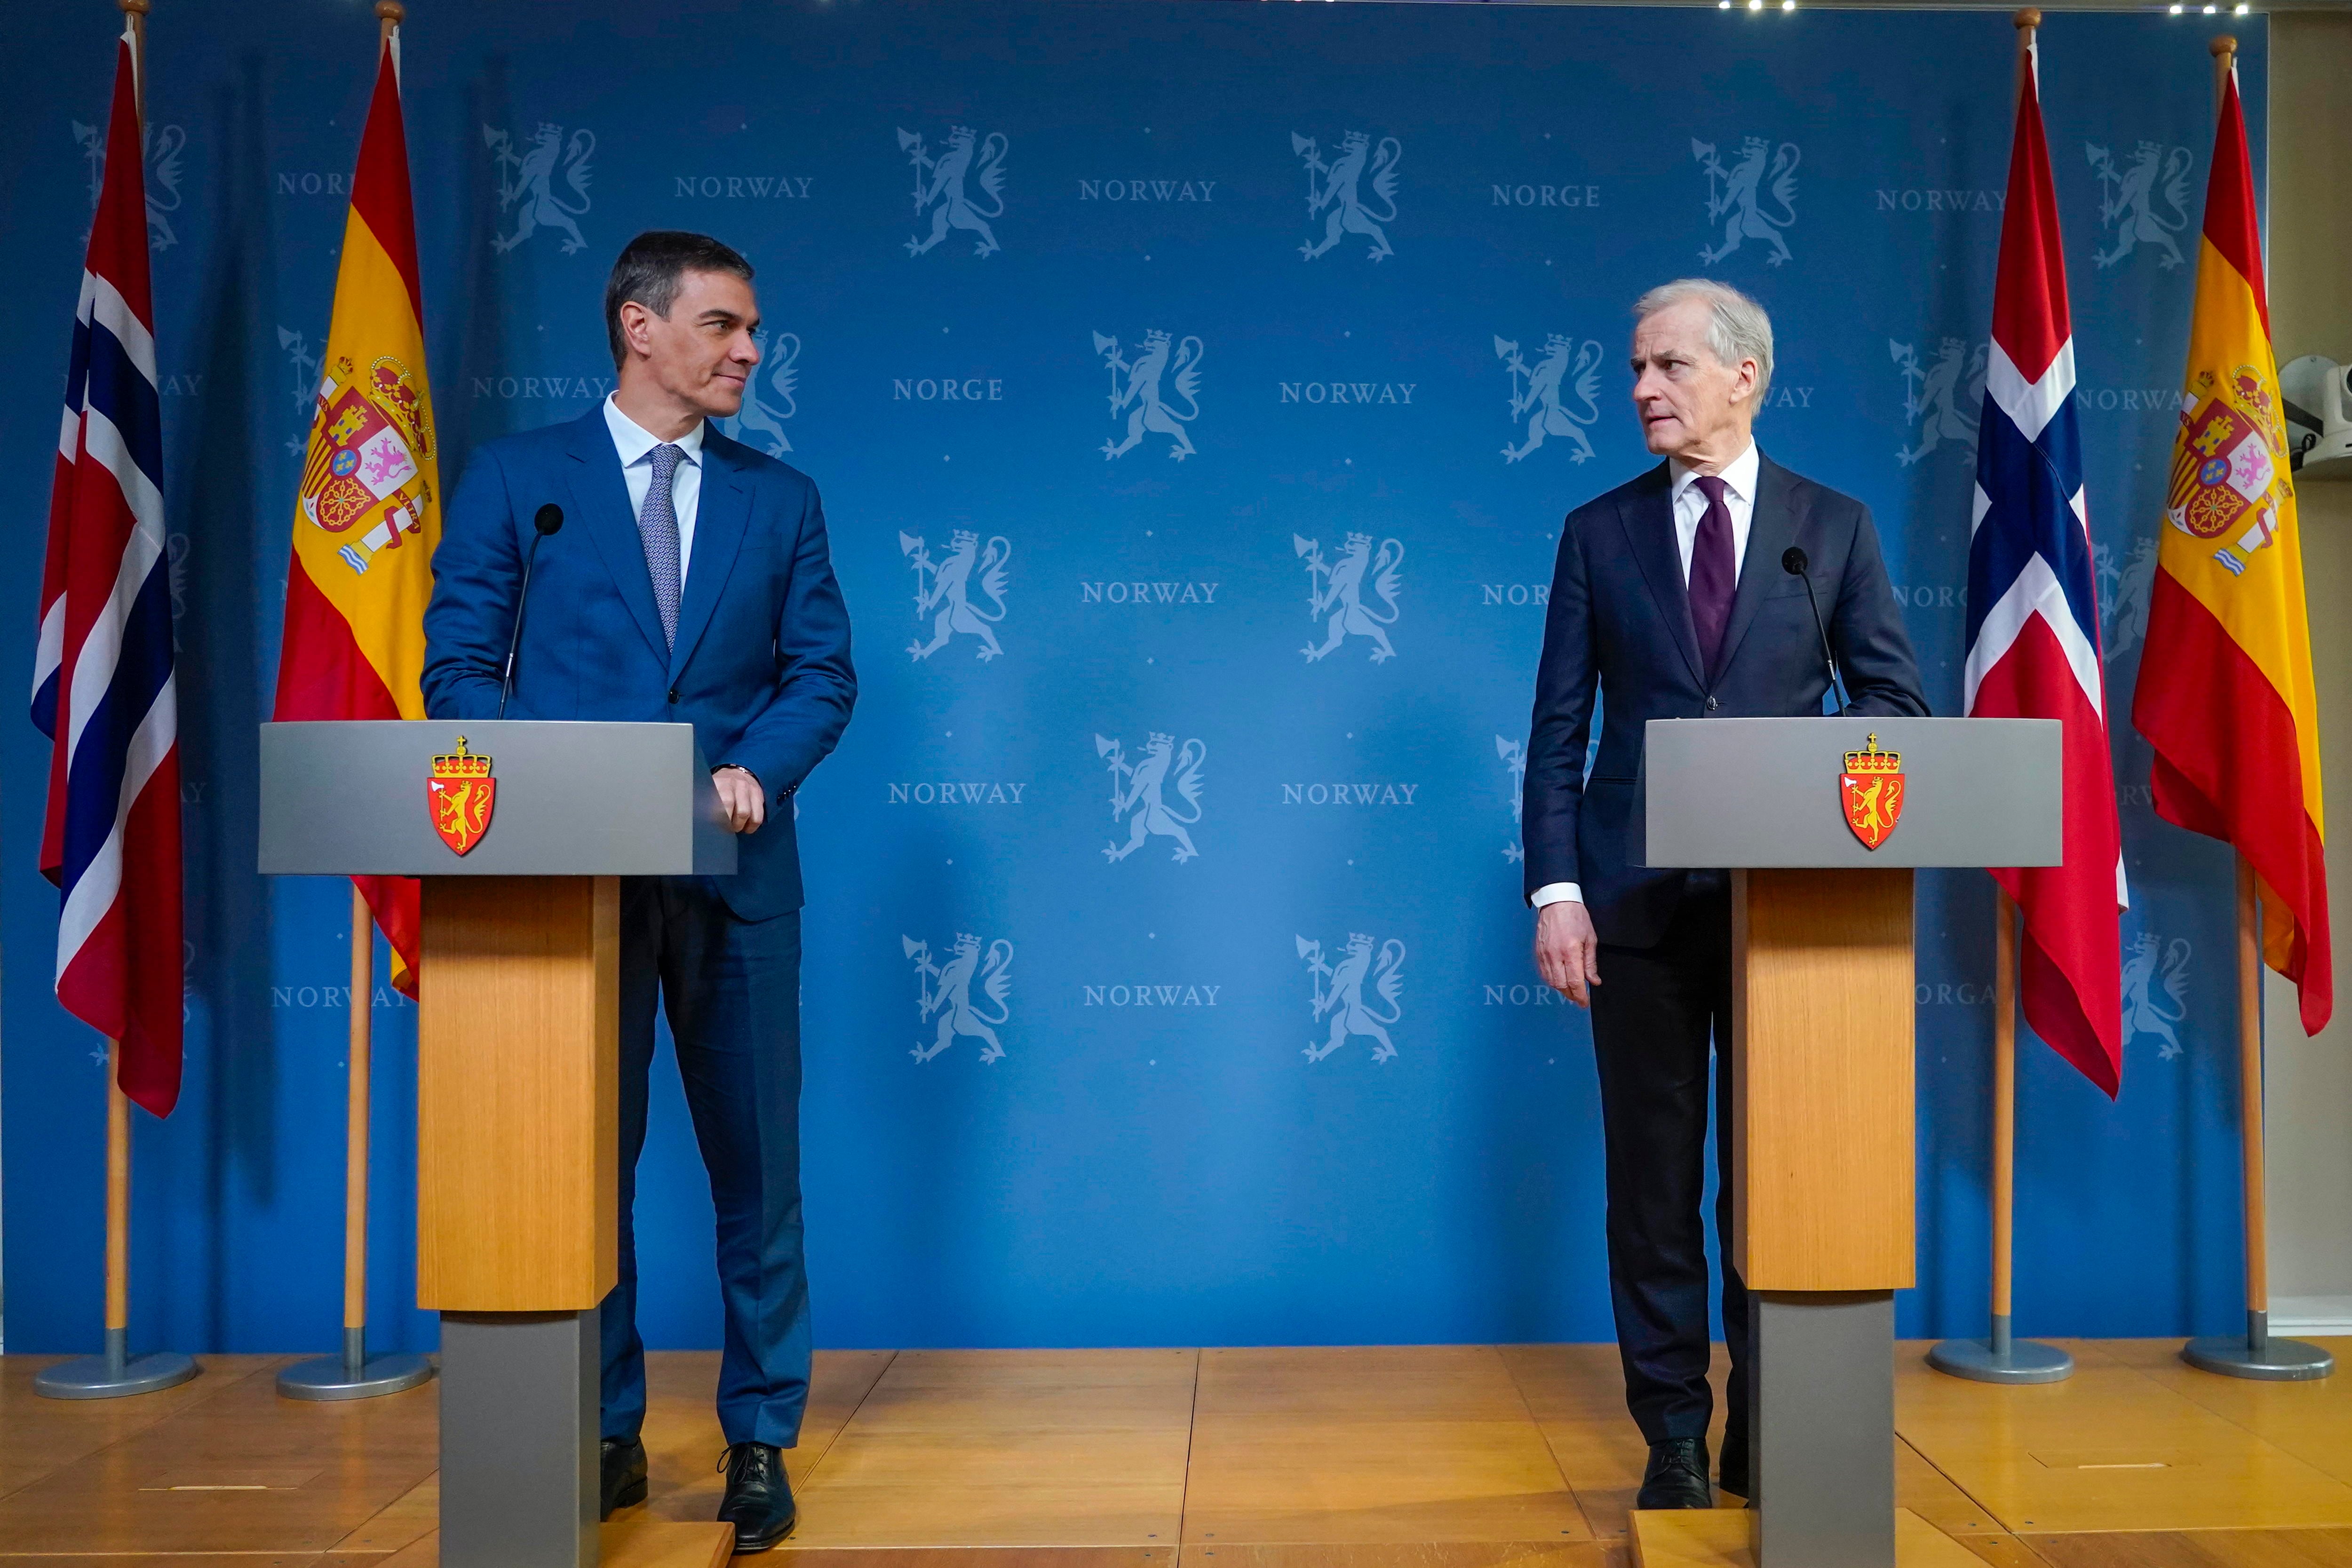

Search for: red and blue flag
xmin=1962 ymin=33 xmax=2125 ymax=1097
xmin=32 ymin=22 xmax=183 ymax=1117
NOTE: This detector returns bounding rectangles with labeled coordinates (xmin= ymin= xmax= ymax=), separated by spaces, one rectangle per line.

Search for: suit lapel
xmin=1617 ymin=463 xmax=1703 ymax=687
xmin=1713 ymin=456 xmax=1805 ymax=679
xmin=668 ymin=434 xmax=749 ymax=680
xmin=562 ymin=411 xmax=668 ymax=661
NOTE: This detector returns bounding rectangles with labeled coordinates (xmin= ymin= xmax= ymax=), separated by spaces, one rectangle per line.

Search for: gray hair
xmin=1633 ymin=279 xmax=1774 ymax=408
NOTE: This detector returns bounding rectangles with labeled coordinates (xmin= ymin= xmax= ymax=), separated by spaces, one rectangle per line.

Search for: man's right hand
xmin=1535 ymin=899 xmax=1602 ymax=1008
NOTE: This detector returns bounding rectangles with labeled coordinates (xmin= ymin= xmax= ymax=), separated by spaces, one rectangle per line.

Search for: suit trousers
xmin=1588 ymin=877 xmax=1749 ymax=1446
xmin=601 ymin=876 xmax=810 ymax=1449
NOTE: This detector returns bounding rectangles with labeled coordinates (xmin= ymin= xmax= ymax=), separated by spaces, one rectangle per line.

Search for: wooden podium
xmin=260 ymin=720 xmax=739 ymax=1568
xmin=1631 ymin=717 xmax=2061 ymax=1568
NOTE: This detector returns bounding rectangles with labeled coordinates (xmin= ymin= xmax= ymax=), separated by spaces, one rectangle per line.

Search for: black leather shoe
xmin=717 ymin=1441 xmax=796 ymax=1553
xmin=1717 ymin=1425 xmax=1749 ymax=1501
xmin=599 ymin=1437 xmax=648 ymax=1520
xmin=1636 ymin=1437 xmax=1713 ymax=1509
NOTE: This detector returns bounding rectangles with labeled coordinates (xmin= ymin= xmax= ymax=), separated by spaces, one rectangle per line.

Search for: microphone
xmin=499 ymin=503 xmax=565 ymax=719
xmin=1782 ymin=546 xmax=1850 ymax=717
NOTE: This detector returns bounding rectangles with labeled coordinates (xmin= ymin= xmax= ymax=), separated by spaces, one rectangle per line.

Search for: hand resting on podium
xmin=712 ymin=764 xmax=766 ymax=833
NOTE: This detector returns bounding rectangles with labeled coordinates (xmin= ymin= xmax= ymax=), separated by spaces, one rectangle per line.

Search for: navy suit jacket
xmin=1522 ymin=455 xmax=1928 ymax=947
xmin=422 ymin=408 xmax=856 ymax=920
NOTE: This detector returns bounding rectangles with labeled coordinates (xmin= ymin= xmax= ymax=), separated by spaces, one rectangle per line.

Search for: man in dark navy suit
xmin=423 ymin=231 xmax=855 ymax=1552
xmin=1521 ymin=280 xmax=1926 ymax=1509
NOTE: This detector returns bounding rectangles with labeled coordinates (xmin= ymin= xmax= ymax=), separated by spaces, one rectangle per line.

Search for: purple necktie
xmin=1688 ymin=474 xmax=1737 ymax=678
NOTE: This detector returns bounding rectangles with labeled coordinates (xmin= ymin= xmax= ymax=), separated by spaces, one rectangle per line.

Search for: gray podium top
xmin=259 ymin=720 xmax=738 ymax=877
xmin=1643 ymin=716 xmax=2061 ymax=870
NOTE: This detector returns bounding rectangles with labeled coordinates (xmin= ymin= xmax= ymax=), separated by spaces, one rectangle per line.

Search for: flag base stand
xmin=2184 ymin=1310 xmax=2335 ymax=1382
xmin=1927 ymin=1316 xmax=2074 ymax=1384
xmin=278 ymin=1328 xmax=435 ymax=1401
xmin=35 ymin=1329 xmax=199 ymax=1400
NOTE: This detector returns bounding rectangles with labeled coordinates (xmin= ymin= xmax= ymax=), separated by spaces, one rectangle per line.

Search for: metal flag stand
xmin=2180 ymin=852 xmax=2333 ymax=1380
xmin=278 ymin=880 xmax=435 ymax=1400
xmin=34 ymin=1051 xmax=200 ymax=1400
xmin=34 ymin=0 xmax=202 ymax=1408
xmin=1928 ymin=886 xmax=2073 ymax=1385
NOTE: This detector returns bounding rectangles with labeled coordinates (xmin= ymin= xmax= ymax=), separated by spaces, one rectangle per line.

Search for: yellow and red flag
xmin=270 ymin=25 xmax=437 ymax=993
xmin=2132 ymin=58 xmax=2330 ymax=1034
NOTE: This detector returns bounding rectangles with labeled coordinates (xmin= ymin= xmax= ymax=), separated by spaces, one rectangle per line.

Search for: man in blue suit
xmin=1521 ymin=280 xmax=1925 ymax=1510
xmin=424 ymin=231 xmax=854 ymax=1552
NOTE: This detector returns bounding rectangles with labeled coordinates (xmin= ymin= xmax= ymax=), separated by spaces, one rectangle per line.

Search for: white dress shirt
xmin=1533 ymin=440 xmax=1762 ymax=911
xmin=602 ymin=396 xmax=705 ymax=592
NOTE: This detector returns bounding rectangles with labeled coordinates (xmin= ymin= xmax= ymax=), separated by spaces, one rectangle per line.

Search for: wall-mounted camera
xmin=2281 ymin=355 xmax=2352 ymax=480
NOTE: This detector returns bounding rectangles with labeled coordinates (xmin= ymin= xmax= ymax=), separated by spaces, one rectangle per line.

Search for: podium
xmin=260 ymin=721 xmax=739 ymax=1568
xmin=1632 ymin=717 xmax=2061 ymax=1568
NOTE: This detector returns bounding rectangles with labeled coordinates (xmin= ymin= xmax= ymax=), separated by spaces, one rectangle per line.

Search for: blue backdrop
xmin=0 ymin=0 xmax=2267 ymax=1358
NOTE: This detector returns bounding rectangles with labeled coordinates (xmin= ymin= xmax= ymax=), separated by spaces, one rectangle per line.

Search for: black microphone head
xmin=534 ymin=503 xmax=564 ymax=537
xmin=1781 ymin=546 xmax=1809 ymax=577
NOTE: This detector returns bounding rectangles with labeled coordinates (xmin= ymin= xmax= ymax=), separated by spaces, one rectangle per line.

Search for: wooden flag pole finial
xmin=2013 ymin=9 xmax=2041 ymax=31
xmin=117 ymin=0 xmax=152 ymax=15
xmin=2210 ymin=32 xmax=2238 ymax=59
xmin=376 ymin=1 xmax=405 ymax=21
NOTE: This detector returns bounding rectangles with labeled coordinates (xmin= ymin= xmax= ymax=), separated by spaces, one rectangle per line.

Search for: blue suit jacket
xmin=422 ymin=409 xmax=856 ymax=920
xmin=1522 ymin=456 xmax=1928 ymax=947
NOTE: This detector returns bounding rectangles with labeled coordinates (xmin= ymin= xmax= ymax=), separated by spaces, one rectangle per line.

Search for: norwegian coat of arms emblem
xmin=2166 ymin=364 xmax=2290 ymax=577
xmin=1839 ymin=733 xmax=1905 ymax=851
xmin=427 ymin=736 xmax=497 ymax=856
xmin=299 ymin=353 xmax=433 ymax=578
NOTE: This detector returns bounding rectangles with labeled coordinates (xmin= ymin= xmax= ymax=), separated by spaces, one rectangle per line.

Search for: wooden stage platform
xmin=4 ymin=1340 xmax=2352 ymax=1567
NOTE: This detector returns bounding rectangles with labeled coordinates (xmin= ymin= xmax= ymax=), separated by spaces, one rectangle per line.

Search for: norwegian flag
xmin=1962 ymin=34 xmax=2124 ymax=1097
xmin=32 ymin=24 xmax=183 ymax=1117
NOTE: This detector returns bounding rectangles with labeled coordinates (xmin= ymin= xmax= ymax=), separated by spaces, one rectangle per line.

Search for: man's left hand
xmin=713 ymin=766 xmax=767 ymax=834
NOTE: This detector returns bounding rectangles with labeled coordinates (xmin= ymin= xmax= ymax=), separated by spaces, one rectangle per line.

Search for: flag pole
xmin=2183 ymin=854 xmax=2333 ymax=1377
xmin=1929 ymin=890 xmax=2072 ymax=1382
xmin=1924 ymin=10 xmax=2076 ymax=1388
xmin=2175 ymin=33 xmax=2329 ymax=1383
xmin=33 ymin=0 xmax=199 ymax=1406
xmin=1929 ymin=12 xmax=2079 ymax=1392
xmin=273 ymin=0 xmax=435 ymax=1407
xmin=278 ymin=887 xmax=429 ymax=1398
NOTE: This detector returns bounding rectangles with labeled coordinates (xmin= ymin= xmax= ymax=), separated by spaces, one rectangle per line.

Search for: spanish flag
xmin=270 ymin=24 xmax=436 ymax=994
xmin=2132 ymin=56 xmax=2331 ymax=1035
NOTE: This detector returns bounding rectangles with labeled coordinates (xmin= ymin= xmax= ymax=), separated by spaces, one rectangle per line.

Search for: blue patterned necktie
xmin=639 ymin=442 xmax=683 ymax=649
xmin=1688 ymin=474 xmax=1738 ymax=678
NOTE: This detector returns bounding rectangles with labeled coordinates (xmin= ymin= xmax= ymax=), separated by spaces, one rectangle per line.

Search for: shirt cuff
xmin=1530 ymin=882 xmax=1584 ymax=908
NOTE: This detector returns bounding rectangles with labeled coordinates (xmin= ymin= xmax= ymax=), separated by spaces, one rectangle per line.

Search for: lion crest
xmin=2087 ymin=141 xmax=2193 ymax=272
xmin=1295 ymin=533 xmax=1405 ymax=663
xmin=1095 ymin=328 xmax=1204 ymax=461
xmin=485 ymin=122 xmax=594 ymax=255
xmin=1693 ymin=135 xmax=1799 ymax=268
xmin=1497 ymin=334 xmax=1604 ymax=465
xmin=1297 ymin=933 xmax=1406 ymax=1064
xmin=2120 ymin=931 xmax=2189 ymax=1060
xmin=1294 ymin=129 xmax=1402 ymax=262
xmin=901 ymin=530 xmax=1011 ymax=662
xmin=1889 ymin=337 xmax=1989 ymax=467
xmin=900 ymin=125 xmax=1008 ymax=258
xmin=1097 ymin=732 xmax=1207 ymax=863
xmin=905 ymin=933 xmax=1014 ymax=1064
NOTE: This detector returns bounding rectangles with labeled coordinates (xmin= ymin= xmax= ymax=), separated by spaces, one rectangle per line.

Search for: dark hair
xmin=603 ymin=231 xmax=754 ymax=368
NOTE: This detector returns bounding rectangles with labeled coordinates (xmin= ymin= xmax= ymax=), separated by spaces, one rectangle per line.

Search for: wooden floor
xmin=4 ymin=1341 xmax=2352 ymax=1566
